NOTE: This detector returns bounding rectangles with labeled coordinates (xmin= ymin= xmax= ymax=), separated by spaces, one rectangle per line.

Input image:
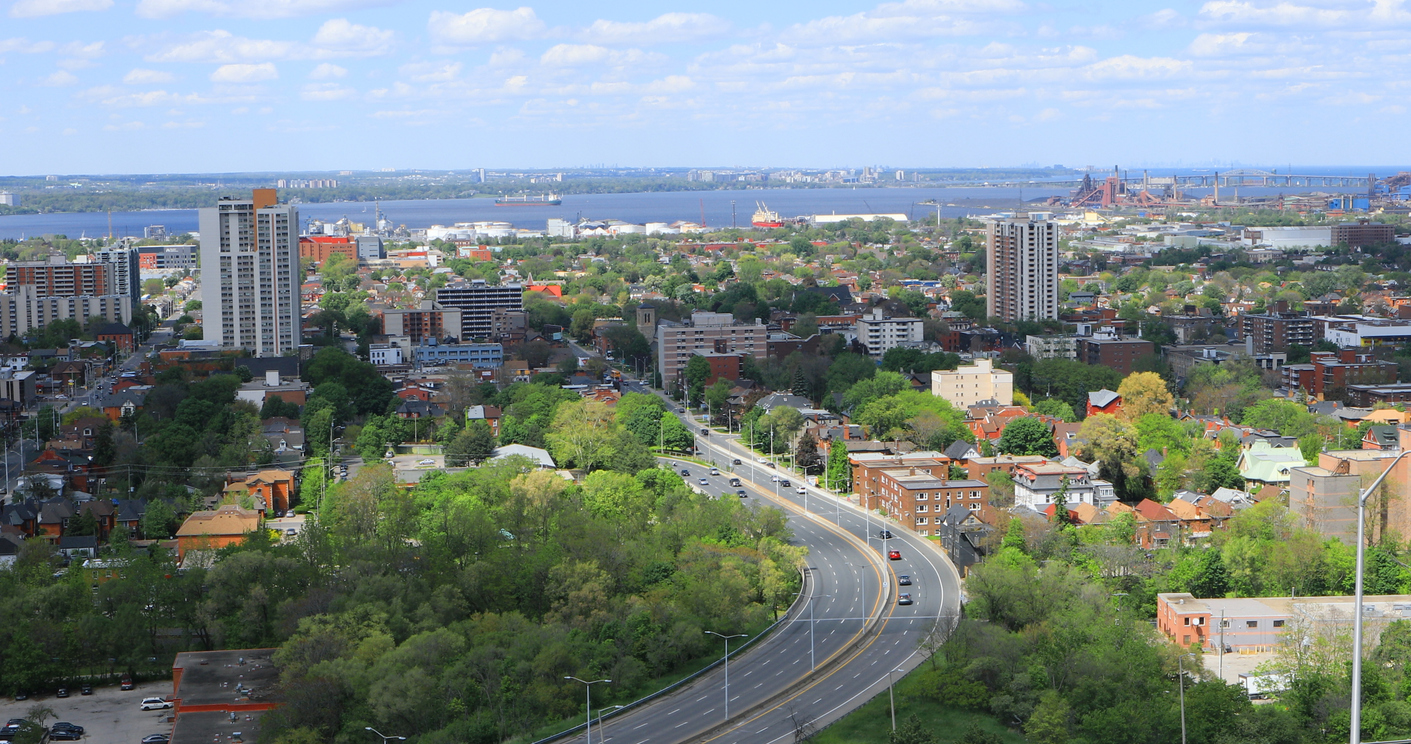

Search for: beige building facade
xmin=931 ymin=358 xmax=1014 ymax=408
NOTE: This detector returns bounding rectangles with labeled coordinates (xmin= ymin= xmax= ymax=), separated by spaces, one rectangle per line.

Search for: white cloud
xmin=210 ymin=62 xmax=278 ymax=82
xmin=540 ymin=43 xmax=660 ymax=67
xmin=0 ymin=38 xmax=56 ymax=54
xmin=145 ymin=27 xmax=389 ymax=63
xmin=582 ymin=13 xmax=731 ymax=45
xmin=428 ymin=7 xmax=545 ymax=46
xmin=162 ymin=120 xmax=206 ymax=128
xmin=312 ymin=19 xmax=394 ymax=55
xmin=103 ymin=120 xmax=146 ymax=130
xmin=38 ymin=70 xmax=78 ymax=86
xmin=301 ymin=82 xmax=356 ymax=100
xmin=125 ymin=68 xmax=176 ymax=84
xmin=309 ymin=62 xmax=346 ymax=79
xmin=9 ymin=0 xmax=110 ymax=18
xmin=399 ymin=61 xmax=461 ymax=81
xmin=781 ymin=0 xmax=1025 ymax=45
xmin=1196 ymin=0 xmax=1411 ymax=27
xmin=1082 ymin=55 xmax=1191 ymax=81
xmin=136 ymin=0 xmax=395 ymax=19
xmin=1188 ymin=32 xmax=1261 ymax=56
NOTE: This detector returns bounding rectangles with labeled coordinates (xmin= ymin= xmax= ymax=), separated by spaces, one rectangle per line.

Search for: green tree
xmin=140 ymin=499 xmax=179 ymax=539
xmin=683 ymin=354 xmax=711 ymax=403
xmin=445 ymin=421 xmax=496 ymax=466
xmin=1025 ymin=689 xmax=1071 ymax=744
xmin=826 ymin=440 xmax=852 ymax=492
xmin=996 ymin=416 xmax=1058 ymax=457
xmin=660 ymin=412 xmax=695 ymax=452
xmin=1033 ymin=397 xmax=1076 ymax=422
xmin=889 ymin=714 xmax=937 ymax=744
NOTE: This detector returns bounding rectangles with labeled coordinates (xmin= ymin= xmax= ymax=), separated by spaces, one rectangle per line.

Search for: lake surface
xmin=0 ymin=171 xmax=1395 ymax=241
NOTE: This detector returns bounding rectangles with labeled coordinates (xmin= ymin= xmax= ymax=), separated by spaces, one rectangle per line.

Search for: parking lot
xmin=0 ymin=682 xmax=174 ymax=744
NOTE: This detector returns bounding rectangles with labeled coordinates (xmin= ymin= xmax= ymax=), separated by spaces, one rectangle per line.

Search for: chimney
xmin=265 ymin=369 xmax=279 ymax=387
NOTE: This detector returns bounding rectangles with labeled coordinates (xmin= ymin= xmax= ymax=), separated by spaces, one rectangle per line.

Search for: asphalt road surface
xmin=557 ymin=392 xmax=963 ymax=744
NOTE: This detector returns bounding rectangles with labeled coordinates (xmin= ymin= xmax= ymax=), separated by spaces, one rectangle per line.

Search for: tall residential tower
xmin=985 ymin=213 xmax=1059 ymax=322
xmin=199 ymin=189 xmax=301 ymax=357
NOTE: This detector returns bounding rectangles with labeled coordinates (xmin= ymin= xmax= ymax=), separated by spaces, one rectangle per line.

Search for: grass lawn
xmin=811 ymin=667 xmax=1027 ymax=744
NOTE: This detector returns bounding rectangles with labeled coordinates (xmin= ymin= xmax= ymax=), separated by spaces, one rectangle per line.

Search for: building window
xmin=1272 ymin=620 xmax=1284 ymax=628
xmin=1183 ymin=618 xmax=1190 ymax=626
xmin=1246 ymin=620 xmax=1258 ymax=628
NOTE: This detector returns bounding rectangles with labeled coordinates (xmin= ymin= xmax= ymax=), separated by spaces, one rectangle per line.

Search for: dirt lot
xmin=0 ymin=681 xmax=174 ymax=744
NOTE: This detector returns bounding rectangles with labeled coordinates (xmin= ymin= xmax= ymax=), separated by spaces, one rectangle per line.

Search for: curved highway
xmin=559 ymin=384 xmax=963 ymax=744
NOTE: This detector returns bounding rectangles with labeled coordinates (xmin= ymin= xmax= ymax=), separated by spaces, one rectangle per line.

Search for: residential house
xmin=174 ymin=505 xmax=261 ymax=562
xmin=1237 ymin=439 xmax=1307 ymax=487
xmin=103 ymin=388 xmax=148 ymax=422
xmin=1112 ymin=499 xmax=1181 ymax=549
xmin=1364 ymin=425 xmax=1400 ymax=450
xmin=465 ymin=405 xmax=503 ymax=437
xmin=935 ymin=504 xmax=995 ymax=577
xmin=241 ymin=470 xmax=295 ymax=514
xmin=1012 ymin=461 xmax=1114 ymax=509
xmin=58 ymin=534 xmax=98 ymax=560
xmin=1086 ymin=389 xmax=1122 ymax=418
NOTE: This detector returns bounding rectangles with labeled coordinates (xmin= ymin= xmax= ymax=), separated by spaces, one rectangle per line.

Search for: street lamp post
xmin=1178 ymin=653 xmax=1195 ymax=744
xmin=704 ymin=630 xmax=747 ymax=719
xmin=595 ymin=705 xmax=624 ymax=737
xmin=806 ymin=587 xmax=834 ymax=671
xmin=888 ymin=665 xmax=905 ymax=731
xmin=564 ymin=676 xmax=611 ymax=744
xmin=1351 ymin=448 xmax=1411 ymax=744
xmin=364 ymin=727 xmax=405 ymax=744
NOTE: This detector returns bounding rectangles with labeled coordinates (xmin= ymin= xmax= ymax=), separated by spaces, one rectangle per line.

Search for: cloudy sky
xmin=2 ymin=0 xmax=1407 ymax=174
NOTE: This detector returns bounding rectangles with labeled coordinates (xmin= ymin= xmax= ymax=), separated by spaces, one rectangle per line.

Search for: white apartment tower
xmin=200 ymin=190 xmax=301 ymax=357
xmin=985 ymin=213 xmax=1059 ymax=322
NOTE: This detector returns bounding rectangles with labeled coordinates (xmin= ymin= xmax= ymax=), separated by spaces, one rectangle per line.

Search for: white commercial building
xmin=199 ymin=191 xmax=302 ymax=357
xmin=1025 ymin=334 xmax=1078 ymax=361
xmin=986 ymin=213 xmax=1059 ymax=321
xmin=854 ymin=308 xmax=925 ymax=356
xmin=931 ymin=358 xmax=1014 ymax=408
xmin=370 ymin=343 xmax=403 ymax=366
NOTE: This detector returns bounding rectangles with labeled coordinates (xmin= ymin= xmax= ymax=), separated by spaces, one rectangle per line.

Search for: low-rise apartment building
xmin=1281 ymin=349 xmax=1397 ymax=399
xmin=931 ymin=358 xmax=1014 ymax=408
xmin=854 ymin=308 xmax=924 ymax=356
xmin=1157 ymin=592 xmax=1411 ymax=652
xmin=850 ymin=452 xmax=950 ymax=507
xmin=871 ymin=466 xmax=988 ymax=537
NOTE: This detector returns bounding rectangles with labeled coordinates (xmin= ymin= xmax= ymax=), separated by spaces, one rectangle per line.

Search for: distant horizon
xmin=5 ymin=164 xmax=1411 ymax=182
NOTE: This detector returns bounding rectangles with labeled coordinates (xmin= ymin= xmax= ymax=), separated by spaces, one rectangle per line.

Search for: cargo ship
xmin=751 ymin=202 xmax=783 ymax=228
xmin=495 ymin=193 xmax=562 ymax=206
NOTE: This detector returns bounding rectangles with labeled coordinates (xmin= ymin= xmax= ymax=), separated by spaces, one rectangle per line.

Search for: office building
xmin=199 ymin=190 xmax=301 ymax=357
xmin=986 ymin=213 xmax=1059 ymax=321
xmin=357 ymin=236 xmax=385 ymax=261
xmin=931 ymin=358 xmax=1014 ymax=408
xmin=6 ymin=256 xmax=116 ymax=297
xmin=92 ymin=245 xmax=141 ymax=307
xmin=1025 ymin=334 xmax=1078 ymax=361
xmin=1332 ymin=221 xmax=1394 ymax=248
xmin=137 ymin=245 xmax=199 ymax=271
xmin=435 ymin=280 xmax=524 ymax=340
xmin=854 ymin=308 xmax=925 ymax=356
xmin=413 ymin=342 xmax=503 ymax=367
xmin=381 ymin=301 xmax=463 ymax=344
xmin=655 ymin=311 xmax=768 ymax=390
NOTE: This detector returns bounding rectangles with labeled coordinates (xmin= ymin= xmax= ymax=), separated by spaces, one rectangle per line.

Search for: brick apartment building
xmin=1242 ymin=303 xmax=1314 ymax=353
xmin=868 ymin=464 xmax=989 ymax=536
xmin=1076 ymin=336 xmax=1155 ymax=376
xmin=1281 ymin=349 xmax=1397 ymax=399
xmin=850 ymin=452 xmax=950 ymax=509
xmin=381 ymin=301 xmax=464 ymax=344
xmin=1332 ymin=221 xmax=1395 ymax=248
xmin=298 ymin=236 xmax=358 ymax=264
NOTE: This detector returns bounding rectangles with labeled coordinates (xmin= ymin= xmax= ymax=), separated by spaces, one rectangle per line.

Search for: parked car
xmin=79 ymin=684 xmax=91 ymax=695
xmin=141 ymin=735 xmax=171 ymax=744
xmin=50 ymin=731 xmax=81 ymax=742
xmin=888 ymin=550 xmax=901 ymax=560
xmin=51 ymin=723 xmax=84 ymax=735
xmin=898 ymin=593 xmax=913 ymax=606
xmin=139 ymin=697 xmax=172 ymax=711
xmin=56 ymin=687 xmax=68 ymax=698
xmin=120 ymin=676 xmax=134 ymax=690
xmin=898 ymin=575 xmax=912 ymax=586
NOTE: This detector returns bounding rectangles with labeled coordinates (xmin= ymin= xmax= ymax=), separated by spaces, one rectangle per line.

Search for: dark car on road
xmin=141 ymin=735 xmax=171 ymax=744
xmin=679 ymin=469 xmax=691 ymax=476
xmin=780 ymin=480 xmax=791 ymax=488
xmin=736 ymin=489 xmax=748 ymax=498
xmin=898 ymin=575 xmax=911 ymax=586
xmin=898 ymin=593 xmax=913 ymax=606
xmin=56 ymin=688 xmax=68 ymax=698
xmin=732 ymin=459 xmax=741 ymax=465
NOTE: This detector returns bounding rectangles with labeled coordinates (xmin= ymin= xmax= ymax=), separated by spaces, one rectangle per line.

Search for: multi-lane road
xmin=556 ymin=384 xmax=962 ymax=744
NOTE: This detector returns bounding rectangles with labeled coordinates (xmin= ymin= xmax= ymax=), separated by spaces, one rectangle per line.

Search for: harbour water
xmin=0 ymin=174 xmax=1390 ymax=241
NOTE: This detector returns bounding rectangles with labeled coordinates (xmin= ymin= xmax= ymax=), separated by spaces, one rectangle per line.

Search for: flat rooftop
xmin=172 ymin=710 xmax=264 ymax=744
xmin=173 ymin=649 xmax=279 ymax=708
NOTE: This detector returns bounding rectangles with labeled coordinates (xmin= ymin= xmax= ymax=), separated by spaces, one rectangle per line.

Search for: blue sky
xmin=2 ymin=0 xmax=1406 ymax=174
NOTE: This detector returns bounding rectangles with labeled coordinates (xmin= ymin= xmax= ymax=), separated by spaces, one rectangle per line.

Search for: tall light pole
xmin=596 ymin=704 xmax=624 ymax=737
xmin=805 ymin=584 xmax=834 ymax=671
xmin=364 ymin=727 xmax=405 ymax=744
xmin=704 ymin=630 xmax=747 ymax=719
xmin=564 ymin=676 xmax=611 ymax=744
xmin=1351 ymin=448 xmax=1411 ymax=744
xmin=1178 ymin=653 xmax=1195 ymax=744
xmin=888 ymin=665 xmax=905 ymax=731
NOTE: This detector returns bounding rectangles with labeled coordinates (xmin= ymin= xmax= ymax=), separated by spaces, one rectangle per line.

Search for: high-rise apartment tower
xmin=199 ymin=189 xmax=301 ymax=356
xmin=985 ymin=213 xmax=1059 ymax=322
